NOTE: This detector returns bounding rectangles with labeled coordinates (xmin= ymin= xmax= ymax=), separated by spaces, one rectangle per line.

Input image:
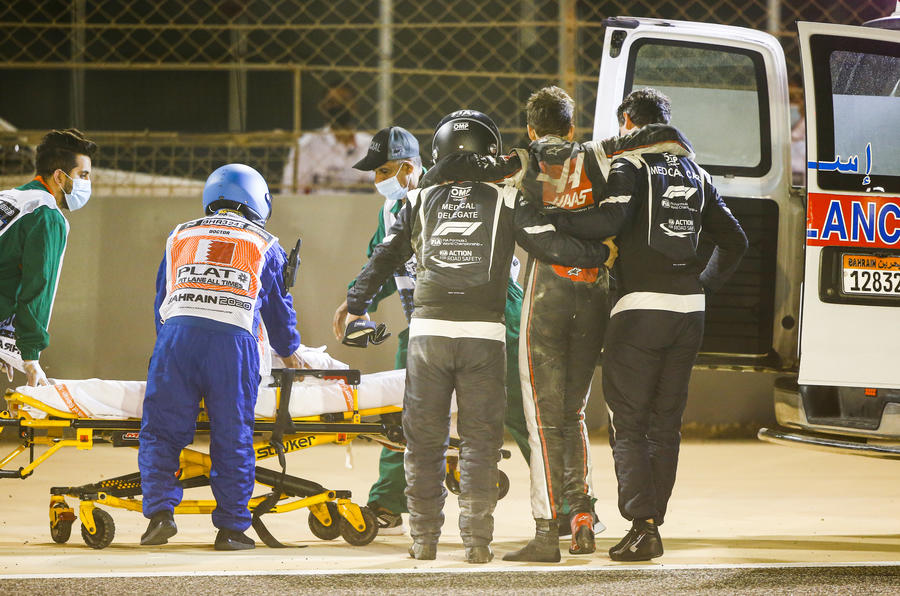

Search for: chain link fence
xmin=0 ymin=0 xmax=893 ymax=195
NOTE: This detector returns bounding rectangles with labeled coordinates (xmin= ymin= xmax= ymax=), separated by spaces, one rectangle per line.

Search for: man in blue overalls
xmin=139 ymin=164 xmax=303 ymax=550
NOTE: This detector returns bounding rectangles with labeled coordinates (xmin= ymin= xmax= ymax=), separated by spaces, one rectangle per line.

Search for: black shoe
xmin=608 ymin=520 xmax=663 ymax=562
xmin=368 ymin=502 xmax=406 ymax=535
xmin=568 ymin=512 xmax=595 ymax=555
xmin=408 ymin=542 xmax=437 ymax=560
xmin=214 ymin=528 xmax=256 ymax=551
xmin=502 ymin=519 xmax=560 ymax=563
xmin=140 ymin=511 xmax=177 ymax=546
xmin=465 ymin=545 xmax=494 ymax=564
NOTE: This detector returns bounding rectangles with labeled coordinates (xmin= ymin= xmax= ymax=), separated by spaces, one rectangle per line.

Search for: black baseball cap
xmin=353 ymin=126 xmax=420 ymax=171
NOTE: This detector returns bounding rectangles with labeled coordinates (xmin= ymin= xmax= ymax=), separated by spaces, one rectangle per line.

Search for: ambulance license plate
xmin=841 ymin=254 xmax=900 ymax=296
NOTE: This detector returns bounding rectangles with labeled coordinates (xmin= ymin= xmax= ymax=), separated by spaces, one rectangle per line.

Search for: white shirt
xmin=281 ymin=126 xmax=374 ymax=194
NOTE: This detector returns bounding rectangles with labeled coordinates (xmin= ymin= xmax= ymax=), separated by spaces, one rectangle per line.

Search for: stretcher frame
xmin=0 ymin=368 xmax=512 ymax=549
xmin=0 ymin=369 xmax=410 ymax=549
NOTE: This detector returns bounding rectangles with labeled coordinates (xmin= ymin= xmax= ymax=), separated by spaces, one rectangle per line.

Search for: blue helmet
xmin=202 ymin=163 xmax=272 ymax=225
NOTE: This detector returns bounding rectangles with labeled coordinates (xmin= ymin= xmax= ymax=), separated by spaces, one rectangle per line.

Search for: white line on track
xmin=2 ymin=560 xmax=900 ymax=580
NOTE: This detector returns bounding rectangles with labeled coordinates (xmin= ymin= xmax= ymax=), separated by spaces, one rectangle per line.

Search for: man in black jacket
xmin=345 ymin=110 xmax=612 ymax=564
xmin=600 ymin=89 xmax=748 ymax=561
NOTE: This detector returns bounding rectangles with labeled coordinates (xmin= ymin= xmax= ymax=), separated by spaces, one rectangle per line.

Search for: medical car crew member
xmin=139 ymin=164 xmax=303 ymax=551
xmin=0 ymin=129 xmax=96 ymax=386
xmin=332 ymin=126 xmax=531 ymax=535
xmin=601 ymin=89 xmax=747 ymax=561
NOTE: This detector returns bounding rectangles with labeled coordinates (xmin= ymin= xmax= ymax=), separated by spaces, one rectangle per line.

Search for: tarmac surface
xmin=0 ymin=437 xmax=898 ymax=594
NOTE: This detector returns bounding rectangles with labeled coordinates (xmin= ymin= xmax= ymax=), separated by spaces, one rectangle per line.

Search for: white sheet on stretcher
xmin=12 ymin=369 xmax=406 ymax=421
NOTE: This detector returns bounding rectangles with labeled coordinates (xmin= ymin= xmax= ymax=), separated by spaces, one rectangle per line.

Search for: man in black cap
xmin=332 ymin=126 xmax=423 ymax=535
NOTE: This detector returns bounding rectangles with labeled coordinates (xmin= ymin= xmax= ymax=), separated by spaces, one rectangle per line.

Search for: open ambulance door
xmin=594 ymin=18 xmax=803 ymax=370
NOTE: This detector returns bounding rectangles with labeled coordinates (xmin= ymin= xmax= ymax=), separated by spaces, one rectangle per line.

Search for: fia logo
xmin=453 ymin=122 xmax=469 ymax=131
xmin=664 ymin=153 xmax=679 ymax=166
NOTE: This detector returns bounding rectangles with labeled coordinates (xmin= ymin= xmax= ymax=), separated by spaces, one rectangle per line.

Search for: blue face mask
xmin=374 ymin=163 xmax=410 ymax=202
xmin=62 ymin=171 xmax=92 ymax=211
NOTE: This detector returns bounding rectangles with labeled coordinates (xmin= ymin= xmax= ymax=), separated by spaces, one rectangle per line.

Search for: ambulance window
xmin=811 ymin=35 xmax=900 ymax=193
xmin=624 ymin=40 xmax=770 ymax=177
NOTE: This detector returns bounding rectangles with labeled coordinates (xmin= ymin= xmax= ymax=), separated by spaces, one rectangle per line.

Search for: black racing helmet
xmin=431 ymin=109 xmax=502 ymax=163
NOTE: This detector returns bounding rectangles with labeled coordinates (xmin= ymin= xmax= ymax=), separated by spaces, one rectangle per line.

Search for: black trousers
xmin=602 ymin=308 xmax=704 ymax=524
xmin=403 ymin=334 xmax=507 ymax=547
xmin=520 ymin=259 xmax=608 ymax=520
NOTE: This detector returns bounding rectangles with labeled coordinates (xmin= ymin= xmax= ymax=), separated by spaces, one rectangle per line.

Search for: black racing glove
xmin=342 ymin=319 xmax=391 ymax=348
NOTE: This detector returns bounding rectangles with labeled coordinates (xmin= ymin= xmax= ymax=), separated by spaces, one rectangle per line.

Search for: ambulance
xmin=592 ymin=6 xmax=900 ymax=457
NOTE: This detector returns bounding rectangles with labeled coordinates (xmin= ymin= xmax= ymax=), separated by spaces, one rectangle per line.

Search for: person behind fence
xmin=139 ymin=163 xmax=303 ymax=551
xmin=0 ymin=129 xmax=97 ymax=387
xmin=332 ymin=125 xmax=534 ymax=537
xmin=280 ymin=83 xmax=374 ymax=194
xmin=344 ymin=109 xmax=612 ymax=564
xmin=600 ymin=89 xmax=747 ymax=561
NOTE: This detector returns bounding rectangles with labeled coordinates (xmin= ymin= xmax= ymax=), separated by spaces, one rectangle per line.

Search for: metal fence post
xmin=70 ymin=0 xmax=86 ymax=129
xmin=558 ymin=0 xmax=577 ymax=94
xmin=379 ymin=0 xmax=394 ymax=129
xmin=767 ymin=0 xmax=782 ymax=34
xmin=228 ymin=18 xmax=248 ymax=133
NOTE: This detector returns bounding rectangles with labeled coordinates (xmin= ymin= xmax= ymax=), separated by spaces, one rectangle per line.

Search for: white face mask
xmin=374 ymin=163 xmax=410 ymax=202
xmin=62 ymin=171 xmax=92 ymax=211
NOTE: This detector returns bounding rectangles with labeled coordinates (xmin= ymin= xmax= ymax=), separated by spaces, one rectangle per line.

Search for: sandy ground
xmin=0 ymin=436 xmax=898 ymax=577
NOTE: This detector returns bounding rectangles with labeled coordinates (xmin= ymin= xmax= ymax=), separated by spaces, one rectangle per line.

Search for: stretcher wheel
xmin=50 ymin=503 xmax=74 ymax=544
xmin=80 ymin=509 xmax=115 ymax=550
xmin=340 ymin=505 xmax=378 ymax=546
xmin=497 ymin=470 xmax=510 ymax=500
xmin=308 ymin=502 xmax=341 ymax=541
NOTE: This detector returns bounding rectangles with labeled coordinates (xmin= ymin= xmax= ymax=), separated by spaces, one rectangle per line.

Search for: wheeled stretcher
xmin=0 ymin=367 xmax=511 ymax=550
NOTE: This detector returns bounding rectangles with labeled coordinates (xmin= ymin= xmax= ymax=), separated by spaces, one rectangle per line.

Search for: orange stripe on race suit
xmin=54 ymin=384 xmax=89 ymax=418
xmin=550 ymin=265 xmax=599 ymax=283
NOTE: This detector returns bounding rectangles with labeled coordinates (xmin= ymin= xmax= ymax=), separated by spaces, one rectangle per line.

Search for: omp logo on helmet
xmin=433 ymin=221 xmax=483 ymax=236
xmin=453 ymin=122 xmax=469 ymax=131
xmin=450 ymin=186 xmax=472 ymax=199
xmin=662 ymin=186 xmax=697 ymax=200
xmin=197 ymin=239 xmax=236 ymax=264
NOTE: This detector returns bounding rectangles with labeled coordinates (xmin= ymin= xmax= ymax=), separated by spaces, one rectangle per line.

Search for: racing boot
xmin=214 ymin=528 xmax=256 ymax=551
xmin=408 ymin=541 xmax=437 ymax=560
xmin=465 ymin=544 xmax=494 ymax=564
xmin=608 ymin=519 xmax=663 ymax=562
xmin=140 ymin=510 xmax=177 ymax=546
xmin=502 ymin=518 xmax=561 ymax=562
xmin=568 ymin=512 xmax=596 ymax=555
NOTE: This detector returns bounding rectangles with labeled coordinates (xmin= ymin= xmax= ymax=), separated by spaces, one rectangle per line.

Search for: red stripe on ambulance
xmin=806 ymin=192 xmax=900 ymax=248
